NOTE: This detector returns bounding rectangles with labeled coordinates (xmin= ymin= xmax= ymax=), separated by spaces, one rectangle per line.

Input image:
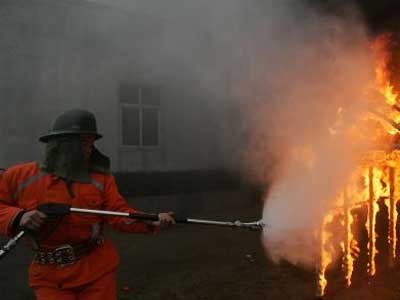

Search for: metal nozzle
xmin=185 ymin=218 xmax=266 ymax=230
xmin=233 ymin=220 xmax=266 ymax=230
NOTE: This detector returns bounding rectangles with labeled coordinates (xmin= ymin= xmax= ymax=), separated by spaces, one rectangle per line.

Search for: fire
xmin=372 ymin=33 xmax=398 ymax=106
xmin=366 ymin=167 xmax=384 ymax=276
xmin=318 ymin=213 xmax=335 ymax=296
xmin=318 ymin=169 xmax=364 ymax=294
xmin=389 ymin=168 xmax=398 ymax=262
xmin=316 ymin=32 xmax=400 ymax=296
xmin=342 ymin=205 xmax=356 ymax=287
xmin=341 ymin=180 xmax=363 ymax=287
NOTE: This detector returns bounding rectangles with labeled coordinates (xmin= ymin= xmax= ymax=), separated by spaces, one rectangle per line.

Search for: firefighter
xmin=0 ymin=109 xmax=175 ymax=300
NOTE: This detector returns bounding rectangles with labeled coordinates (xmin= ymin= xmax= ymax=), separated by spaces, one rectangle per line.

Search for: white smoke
xmin=238 ymin=5 xmax=378 ymax=267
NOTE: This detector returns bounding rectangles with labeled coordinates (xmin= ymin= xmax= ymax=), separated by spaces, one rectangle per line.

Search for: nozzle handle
xmin=37 ymin=203 xmax=71 ymax=217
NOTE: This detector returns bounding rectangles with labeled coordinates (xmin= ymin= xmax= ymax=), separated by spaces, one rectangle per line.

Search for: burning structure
xmin=259 ymin=5 xmax=400 ymax=297
xmin=314 ymin=33 xmax=400 ymax=297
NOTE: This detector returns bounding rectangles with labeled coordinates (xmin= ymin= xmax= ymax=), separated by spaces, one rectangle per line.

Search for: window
xmin=119 ymin=82 xmax=160 ymax=147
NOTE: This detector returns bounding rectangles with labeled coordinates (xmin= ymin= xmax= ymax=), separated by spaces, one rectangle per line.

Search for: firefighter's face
xmin=80 ymin=134 xmax=95 ymax=160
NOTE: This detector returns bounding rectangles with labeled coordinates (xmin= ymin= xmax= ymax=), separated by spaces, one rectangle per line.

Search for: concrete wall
xmin=0 ymin=0 xmax=231 ymax=172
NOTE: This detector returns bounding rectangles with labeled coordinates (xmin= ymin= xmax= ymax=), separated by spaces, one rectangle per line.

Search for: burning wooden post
xmin=367 ymin=167 xmax=378 ymax=277
xmin=315 ymin=240 xmax=325 ymax=299
xmin=388 ymin=167 xmax=396 ymax=267
xmin=342 ymin=189 xmax=355 ymax=287
xmin=315 ymin=213 xmax=335 ymax=298
xmin=315 ymin=230 xmax=324 ymax=298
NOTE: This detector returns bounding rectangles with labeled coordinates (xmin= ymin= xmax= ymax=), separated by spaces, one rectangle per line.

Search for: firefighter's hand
xmin=153 ymin=212 xmax=175 ymax=228
xmin=19 ymin=210 xmax=47 ymax=231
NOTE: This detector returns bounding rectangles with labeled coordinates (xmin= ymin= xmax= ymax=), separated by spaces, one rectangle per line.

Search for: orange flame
xmin=372 ymin=33 xmax=398 ymax=106
xmin=340 ymin=207 xmax=355 ymax=287
xmin=365 ymin=167 xmax=387 ymax=276
xmin=341 ymin=183 xmax=361 ymax=287
xmin=318 ymin=213 xmax=335 ymax=296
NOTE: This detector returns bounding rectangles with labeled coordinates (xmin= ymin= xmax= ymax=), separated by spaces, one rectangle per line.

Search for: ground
xmin=1 ymin=202 xmax=400 ymax=300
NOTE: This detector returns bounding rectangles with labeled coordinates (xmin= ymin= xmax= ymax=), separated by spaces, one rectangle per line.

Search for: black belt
xmin=34 ymin=237 xmax=103 ymax=267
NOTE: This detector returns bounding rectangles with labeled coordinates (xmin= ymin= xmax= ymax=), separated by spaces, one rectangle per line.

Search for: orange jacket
xmin=0 ymin=162 xmax=155 ymax=289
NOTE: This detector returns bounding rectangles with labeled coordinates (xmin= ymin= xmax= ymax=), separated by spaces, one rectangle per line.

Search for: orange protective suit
xmin=0 ymin=162 xmax=155 ymax=300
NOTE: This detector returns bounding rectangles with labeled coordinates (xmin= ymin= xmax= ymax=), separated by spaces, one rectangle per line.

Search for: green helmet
xmin=39 ymin=109 xmax=102 ymax=143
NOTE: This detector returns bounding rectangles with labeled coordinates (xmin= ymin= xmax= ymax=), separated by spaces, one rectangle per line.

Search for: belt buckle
xmin=54 ymin=244 xmax=76 ymax=267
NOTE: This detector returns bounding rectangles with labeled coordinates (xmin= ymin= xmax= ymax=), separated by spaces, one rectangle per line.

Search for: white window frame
xmin=119 ymin=86 xmax=161 ymax=149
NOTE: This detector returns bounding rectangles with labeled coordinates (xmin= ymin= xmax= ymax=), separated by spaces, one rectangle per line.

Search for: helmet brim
xmin=39 ymin=131 xmax=103 ymax=143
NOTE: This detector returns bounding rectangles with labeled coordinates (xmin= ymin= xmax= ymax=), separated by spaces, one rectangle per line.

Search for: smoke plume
xmin=237 ymin=3 xmax=379 ymax=267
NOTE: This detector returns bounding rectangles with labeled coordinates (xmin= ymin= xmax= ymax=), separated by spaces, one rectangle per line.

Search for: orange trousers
xmin=33 ymin=270 xmax=116 ymax=300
